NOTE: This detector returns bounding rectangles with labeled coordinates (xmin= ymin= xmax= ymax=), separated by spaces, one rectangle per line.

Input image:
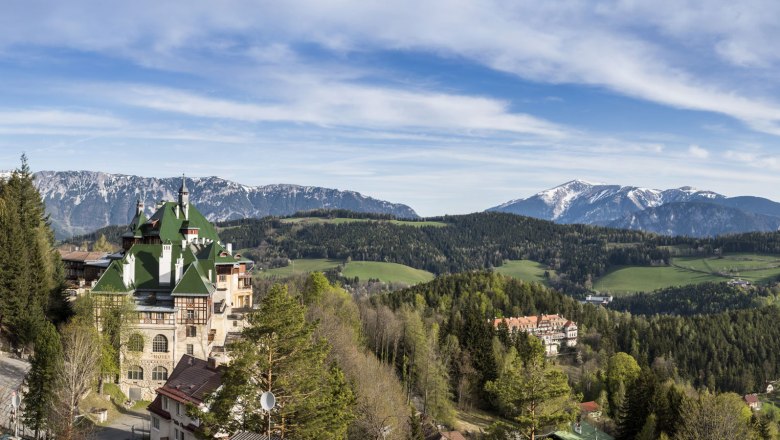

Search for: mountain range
xmin=33 ymin=171 xmax=418 ymax=238
xmin=488 ymin=180 xmax=780 ymax=237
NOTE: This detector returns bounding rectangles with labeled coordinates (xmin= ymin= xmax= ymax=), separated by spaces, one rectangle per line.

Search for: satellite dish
xmin=260 ymin=391 xmax=276 ymax=411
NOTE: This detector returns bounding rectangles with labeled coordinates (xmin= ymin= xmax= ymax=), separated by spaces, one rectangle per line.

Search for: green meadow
xmin=258 ymin=258 xmax=434 ymax=285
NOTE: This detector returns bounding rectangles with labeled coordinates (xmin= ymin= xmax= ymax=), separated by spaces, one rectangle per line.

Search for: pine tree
xmin=485 ymin=336 xmax=578 ymax=440
xmin=198 ymin=283 xmax=354 ymax=439
xmin=616 ymin=367 xmax=658 ymax=440
xmin=0 ymin=155 xmax=67 ymax=347
xmin=23 ymin=321 xmax=63 ymax=439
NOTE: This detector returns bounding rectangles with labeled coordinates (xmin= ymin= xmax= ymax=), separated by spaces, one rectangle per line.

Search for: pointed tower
xmin=179 ymin=174 xmax=189 ymax=219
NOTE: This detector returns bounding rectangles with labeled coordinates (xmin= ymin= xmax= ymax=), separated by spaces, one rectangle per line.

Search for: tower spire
xmin=178 ymin=173 xmax=190 ymax=219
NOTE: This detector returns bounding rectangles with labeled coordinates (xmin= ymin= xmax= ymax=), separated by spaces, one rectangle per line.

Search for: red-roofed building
xmin=744 ymin=393 xmax=762 ymax=411
xmin=493 ymin=314 xmax=577 ymax=355
xmin=580 ymin=401 xmax=602 ymax=419
xmin=148 ymin=355 xmax=224 ymax=440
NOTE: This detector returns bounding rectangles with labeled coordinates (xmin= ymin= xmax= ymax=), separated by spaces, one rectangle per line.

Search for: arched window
xmin=152 ymin=334 xmax=168 ymax=352
xmin=152 ymin=366 xmax=168 ymax=381
xmin=127 ymin=365 xmax=143 ymax=380
xmin=128 ymin=333 xmax=144 ymax=352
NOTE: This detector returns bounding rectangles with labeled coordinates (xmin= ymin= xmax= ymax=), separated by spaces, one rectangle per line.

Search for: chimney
xmin=181 ymin=239 xmax=186 ymax=249
xmin=175 ymin=204 xmax=180 ymax=218
xmin=136 ymin=199 xmax=144 ymax=216
xmin=226 ymin=243 xmax=232 ymax=255
xmin=208 ymin=357 xmax=219 ymax=369
xmin=174 ymin=256 xmax=184 ymax=285
xmin=208 ymin=269 xmax=212 ymax=281
xmin=159 ymin=243 xmax=172 ymax=285
xmin=122 ymin=254 xmax=136 ymax=288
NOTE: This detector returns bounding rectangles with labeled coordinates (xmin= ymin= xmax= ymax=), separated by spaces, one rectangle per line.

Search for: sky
xmin=1 ymin=1 xmax=780 ymax=216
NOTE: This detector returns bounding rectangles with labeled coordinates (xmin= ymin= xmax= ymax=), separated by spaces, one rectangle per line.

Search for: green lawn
xmin=342 ymin=261 xmax=434 ymax=284
xmin=494 ymin=260 xmax=553 ymax=285
xmin=593 ymin=266 xmax=727 ymax=295
xmin=258 ymin=258 xmax=434 ymax=285
xmin=593 ymin=253 xmax=780 ymax=295
xmin=280 ymin=217 xmax=447 ymax=227
xmin=258 ymin=259 xmax=343 ymax=278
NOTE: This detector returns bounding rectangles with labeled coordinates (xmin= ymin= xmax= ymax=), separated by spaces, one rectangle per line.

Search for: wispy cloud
xmin=100 ymin=83 xmax=568 ymax=137
xmin=688 ymin=144 xmax=709 ymax=159
xmin=3 ymin=1 xmax=780 ymax=135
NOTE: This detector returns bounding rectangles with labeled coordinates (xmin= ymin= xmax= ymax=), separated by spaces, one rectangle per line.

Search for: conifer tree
xmin=0 ymin=155 xmax=67 ymax=347
xmin=198 ymin=283 xmax=354 ymax=439
xmin=23 ymin=320 xmax=63 ymax=439
xmin=485 ymin=336 xmax=578 ymax=440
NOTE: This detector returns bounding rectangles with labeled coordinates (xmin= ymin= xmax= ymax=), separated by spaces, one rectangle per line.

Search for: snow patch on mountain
xmin=34 ymin=171 xmax=419 ymax=238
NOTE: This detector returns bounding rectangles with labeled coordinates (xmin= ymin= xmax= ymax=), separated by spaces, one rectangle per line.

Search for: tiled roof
xmin=59 ymin=250 xmax=109 ymax=262
xmin=580 ymin=401 xmax=600 ymax=412
xmin=230 ymin=433 xmax=279 ymax=440
xmin=493 ymin=314 xmax=569 ymax=329
xmin=171 ymin=264 xmax=213 ymax=296
xmin=155 ymin=355 xmax=223 ymax=404
xmin=744 ymin=394 xmax=760 ymax=404
xmin=91 ymin=259 xmax=131 ymax=293
xmin=143 ymin=202 xmax=220 ymax=243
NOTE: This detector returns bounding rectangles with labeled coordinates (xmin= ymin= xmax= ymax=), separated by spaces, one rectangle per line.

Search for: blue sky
xmin=1 ymin=0 xmax=780 ymax=216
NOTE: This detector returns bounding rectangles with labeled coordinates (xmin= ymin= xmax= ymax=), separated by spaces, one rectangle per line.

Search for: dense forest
xmin=609 ymin=282 xmax=779 ymax=316
xmin=376 ymin=271 xmax=780 ymax=396
xmin=70 ymin=209 xmax=780 ymax=293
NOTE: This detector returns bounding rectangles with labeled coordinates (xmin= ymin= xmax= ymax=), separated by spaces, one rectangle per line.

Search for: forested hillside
xmin=378 ymin=272 xmax=780 ymax=395
xmin=75 ymin=209 xmax=780 ymax=293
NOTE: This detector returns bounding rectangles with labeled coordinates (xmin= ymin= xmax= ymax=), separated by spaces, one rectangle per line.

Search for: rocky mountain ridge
xmin=34 ymin=171 xmax=418 ymax=238
xmin=489 ymin=180 xmax=780 ymax=237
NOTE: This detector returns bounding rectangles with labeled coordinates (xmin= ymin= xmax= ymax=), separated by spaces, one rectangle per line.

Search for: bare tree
xmin=51 ymin=322 xmax=100 ymax=440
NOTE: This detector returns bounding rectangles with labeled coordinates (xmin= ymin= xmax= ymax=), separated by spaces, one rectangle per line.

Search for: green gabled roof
xmin=171 ymin=264 xmax=214 ymax=295
xmin=131 ymin=211 xmax=147 ymax=236
xmin=141 ymin=202 xmax=220 ymax=243
xmin=92 ymin=260 xmax=132 ymax=293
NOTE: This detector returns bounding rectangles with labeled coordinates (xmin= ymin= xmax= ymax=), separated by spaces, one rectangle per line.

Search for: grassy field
xmin=258 ymin=258 xmax=434 ymax=285
xmin=342 ymin=261 xmax=434 ymax=284
xmin=280 ymin=217 xmax=447 ymax=227
xmin=258 ymin=259 xmax=343 ymax=278
xmin=593 ymin=253 xmax=780 ymax=295
xmin=494 ymin=260 xmax=553 ymax=285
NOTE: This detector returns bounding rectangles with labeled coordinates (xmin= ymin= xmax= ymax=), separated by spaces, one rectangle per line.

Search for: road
xmin=0 ymin=354 xmax=30 ymax=434
xmin=94 ymin=408 xmax=150 ymax=440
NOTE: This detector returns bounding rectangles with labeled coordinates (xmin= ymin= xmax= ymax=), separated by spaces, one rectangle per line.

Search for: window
xmin=152 ymin=366 xmax=168 ymax=381
xmin=127 ymin=365 xmax=143 ymax=380
xmin=233 ymin=320 xmax=238 ymax=327
xmin=186 ymin=344 xmax=194 ymax=355
xmin=176 ymin=402 xmax=183 ymax=416
xmin=219 ymin=275 xmax=227 ymax=282
xmin=152 ymin=416 xmax=160 ymax=430
xmin=162 ymin=396 xmax=168 ymax=410
xmin=187 ymin=326 xmax=196 ymax=337
xmin=186 ymin=297 xmax=194 ymax=304
xmin=128 ymin=333 xmax=143 ymax=352
xmin=186 ymin=309 xmax=195 ymax=320
xmin=152 ymin=334 xmax=168 ymax=352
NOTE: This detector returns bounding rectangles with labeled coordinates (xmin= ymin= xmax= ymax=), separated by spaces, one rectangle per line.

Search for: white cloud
xmin=102 ymin=83 xmax=568 ymax=137
xmin=0 ymin=109 xmax=122 ymax=127
xmin=688 ymin=144 xmax=709 ymax=158
xmin=0 ymin=1 xmax=777 ymax=137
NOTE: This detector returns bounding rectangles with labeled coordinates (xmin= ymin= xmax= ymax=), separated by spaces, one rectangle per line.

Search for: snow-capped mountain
xmin=488 ymin=180 xmax=780 ymax=236
xmin=608 ymin=202 xmax=780 ymax=237
xmin=35 ymin=171 xmax=418 ymax=238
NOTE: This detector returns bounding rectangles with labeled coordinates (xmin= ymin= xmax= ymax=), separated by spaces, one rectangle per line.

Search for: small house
xmin=580 ymin=401 xmax=602 ymax=419
xmin=744 ymin=394 xmax=762 ymax=411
